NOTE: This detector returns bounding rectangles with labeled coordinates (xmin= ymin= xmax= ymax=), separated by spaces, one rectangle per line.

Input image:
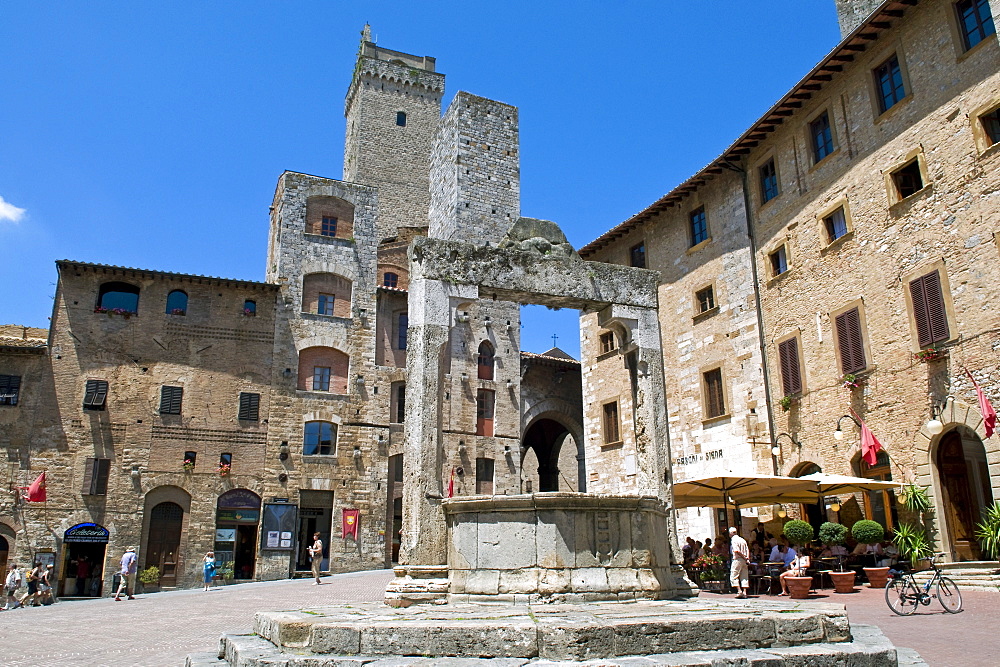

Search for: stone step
xmin=208 ymin=624 xmax=902 ymax=666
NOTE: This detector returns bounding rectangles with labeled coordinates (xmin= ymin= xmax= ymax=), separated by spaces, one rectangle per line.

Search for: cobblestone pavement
xmin=1 ymin=570 xmax=994 ymax=666
xmin=700 ymin=586 xmax=1000 ymax=666
xmin=0 ymin=569 xmax=394 ymax=667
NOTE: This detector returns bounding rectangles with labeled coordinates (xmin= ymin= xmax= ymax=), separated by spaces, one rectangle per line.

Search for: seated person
xmin=712 ymin=537 xmax=728 ymax=557
xmin=829 ymin=544 xmax=849 ymax=557
xmin=769 ymin=543 xmax=797 ymax=567
xmin=877 ymin=541 xmax=899 ymax=568
xmin=702 ymin=538 xmax=713 ymax=557
xmin=852 ymin=541 xmax=883 ymax=558
xmin=750 ymin=541 xmax=765 ymax=562
xmin=779 ymin=551 xmax=811 ymax=595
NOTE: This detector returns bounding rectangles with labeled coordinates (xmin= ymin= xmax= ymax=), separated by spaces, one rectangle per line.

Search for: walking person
xmin=114 ymin=546 xmax=138 ymax=601
xmin=39 ymin=564 xmax=56 ymax=605
xmin=25 ymin=562 xmax=42 ymax=607
xmin=729 ymin=526 xmax=750 ymax=599
xmin=203 ymin=551 xmax=216 ymax=591
xmin=308 ymin=532 xmax=324 ymax=585
xmin=3 ymin=563 xmax=22 ymax=610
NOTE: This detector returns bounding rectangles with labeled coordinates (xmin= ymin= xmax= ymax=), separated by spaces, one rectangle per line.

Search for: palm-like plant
xmin=892 ymin=522 xmax=932 ymax=566
xmin=975 ymin=501 xmax=1000 ymax=560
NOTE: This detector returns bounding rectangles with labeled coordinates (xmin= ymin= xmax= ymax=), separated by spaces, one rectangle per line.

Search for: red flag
xmin=447 ymin=467 xmax=455 ymax=498
xmin=22 ymin=472 xmax=46 ymax=502
xmin=966 ymin=369 xmax=996 ymax=438
xmin=850 ymin=409 xmax=883 ymax=467
xmin=342 ymin=509 xmax=359 ymax=540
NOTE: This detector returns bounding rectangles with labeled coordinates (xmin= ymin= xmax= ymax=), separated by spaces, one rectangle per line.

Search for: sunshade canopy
xmin=671 ymin=474 xmax=818 ymax=509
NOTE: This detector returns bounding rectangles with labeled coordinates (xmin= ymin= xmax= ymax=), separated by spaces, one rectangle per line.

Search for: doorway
xmin=215 ymin=489 xmax=261 ymax=580
xmin=296 ymin=490 xmax=333 ymax=572
xmin=792 ymin=462 xmax=825 ymax=532
xmin=60 ymin=522 xmax=109 ymax=597
xmin=0 ymin=535 xmax=8 ymax=574
xmin=522 ymin=419 xmax=571 ymax=492
xmin=937 ymin=429 xmax=994 ymax=560
xmin=146 ymin=501 xmax=183 ymax=587
xmin=387 ymin=454 xmax=404 ymax=564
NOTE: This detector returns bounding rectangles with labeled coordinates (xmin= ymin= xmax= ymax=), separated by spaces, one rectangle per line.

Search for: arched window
xmin=304 ymin=421 xmax=336 ymax=455
xmin=165 ymin=290 xmax=188 ymax=315
xmin=305 ymin=195 xmax=354 ymax=238
xmin=477 ymin=341 xmax=495 ymax=380
xmin=97 ymin=281 xmax=140 ymax=313
xmin=297 ymin=347 xmax=349 ymax=394
xmin=243 ymin=300 xmax=256 ymax=316
xmin=302 ymin=273 xmax=352 ymax=318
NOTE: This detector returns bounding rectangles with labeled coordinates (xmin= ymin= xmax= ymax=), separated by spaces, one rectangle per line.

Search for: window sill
xmin=956 ymin=32 xmax=997 ymax=64
xmin=702 ymin=413 xmax=731 ymax=426
xmin=299 ymin=312 xmax=353 ymax=324
xmin=600 ymin=440 xmax=624 ymax=450
xmin=295 ymin=390 xmax=350 ymax=400
xmin=303 ymin=233 xmax=354 ymax=246
xmin=302 ymin=455 xmax=338 ymax=463
xmin=758 ymin=193 xmax=781 ymax=212
xmin=692 ymin=306 xmax=719 ymax=324
xmin=874 ymin=94 xmax=913 ymax=125
xmin=596 ymin=349 xmax=620 ymax=362
xmin=888 ymin=183 xmax=933 ymax=214
xmin=807 ymin=148 xmax=841 ymax=174
xmin=765 ymin=269 xmax=792 ymax=287
xmin=976 ymin=139 xmax=1000 ymax=160
xmin=686 ymin=237 xmax=713 ymax=255
xmin=820 ymin=230 xmax=854 ymax=255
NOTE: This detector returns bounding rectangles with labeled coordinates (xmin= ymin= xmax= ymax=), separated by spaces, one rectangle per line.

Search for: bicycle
xmin=884 ymin=552 xmax=962 ymax=615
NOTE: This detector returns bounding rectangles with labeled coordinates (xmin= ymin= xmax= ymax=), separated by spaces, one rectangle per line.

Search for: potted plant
xmin=782 ymin=519 xmax=815 ymax=599
xmin=182 ymin=458 xmax=195 ymax=472
xmin=913 ymin=347 xmax=946 ymax=362
xmin=779 ymin=395 xmax=796 ymax=411
xmin=852 ymin=519 xmax=889 ymax=587
xmin=819 ymin=521 xmax=855 ymax=593
xmin=217 ymin=462 xmax=232 ymax=477
xmin=842 ymin=373 xmax=861 ymax=390
xmin=138 ymin=565 xmax=160 ymax=593
xmin=892 ymin=522 xmax=932 ymax=571
xmin=692 ymin=553 xmax=727 ymax=591
xmin=900 ymin=484 xmax=931 ymax=515
xmin=975 ymin=501 xmax=1000 ymax=560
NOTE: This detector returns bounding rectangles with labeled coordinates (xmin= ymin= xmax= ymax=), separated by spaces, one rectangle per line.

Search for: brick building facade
xmin=582 ymin=0 xmax=1000 ymax=560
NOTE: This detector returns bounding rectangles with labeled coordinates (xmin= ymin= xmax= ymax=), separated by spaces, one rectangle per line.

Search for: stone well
xmin=443 ymin=492 xmax=691 ymax=603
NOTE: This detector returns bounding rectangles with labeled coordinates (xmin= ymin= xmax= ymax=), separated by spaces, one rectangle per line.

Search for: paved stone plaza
xmin=0 ymin=569 xmax=997 ymax=665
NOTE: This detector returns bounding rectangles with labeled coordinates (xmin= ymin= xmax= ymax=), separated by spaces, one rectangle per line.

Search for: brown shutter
xmin=909 ymin=277 xmax=932 ymax=347
xmin=835 ymin=308 xmax=866 ymax=374
xmin=94 ymin=458 xmax=111 ymax=495
xmin=778 ymin=338 xmax=802 ymax=395
xmin=923 ymin=272 xmax=949 ymax=344
xmin=81 ymin=458 xmax=96 ymax=495
xmin=705 ymin=369 xmax=726 ymax=418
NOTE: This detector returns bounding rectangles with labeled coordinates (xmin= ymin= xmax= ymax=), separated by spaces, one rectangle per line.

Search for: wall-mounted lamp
xmin=456 ymin=312 xmax=470 ymax=323
xmin=925 ymin=396 xmax=952 ymax=436
xmin=353 ymin=446 xmax=362 ymax=459
xmin=377 ymin=433 xmax=386 ymax=445
xmin=776 ymin=506 xmax=787 ymax=519
xmin=278 ymin=442 xmax=290 ymax=461
xmin=356 ymin=374 xmax=365 ymax=386
xmin=130 ymin=466 xmax=141 ymax=481
xmin=457 ymin=440 xmax=466 ymax=454
xmin=833 ymin=414 xmax=861 ymax=441
xmin=282 ymin=368 xmax=292 ymax=379
xmin=829 ymin=500 xmax=841 ymax=512
xmin=770 ymin=432 xmax=800 ymax=457
xmin=460 ymin=372 xmax=468 ymax=383
xmin=505 ymin=379 xmax=513 ymax=390
xmin=503 ymin=444 xmax=512 ymax=456
xmin=358 ymin=308 xmax=369 ymax=325
xmin=484 ymin=315 xmax=492 ymax=328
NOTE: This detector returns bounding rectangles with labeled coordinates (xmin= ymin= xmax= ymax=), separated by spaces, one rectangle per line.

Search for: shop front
xmin=214 ymin=489 xmax=260 ymax=581
xmin=61 ymin=522 xmax=108 ymax=597
xmin=296 ymin=490 xmax=332 ymax=572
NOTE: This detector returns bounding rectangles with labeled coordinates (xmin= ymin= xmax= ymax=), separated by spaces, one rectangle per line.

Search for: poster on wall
xmin=215 ymin=528 xmax=236 ymax=543
xmin=260 ymin=503 xmax=297 ymax=551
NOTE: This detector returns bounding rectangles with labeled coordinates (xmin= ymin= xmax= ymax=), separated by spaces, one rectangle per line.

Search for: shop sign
xmin=674 ymin=450 xmax=723 ymax=466
xmin=299 ymin=508 xmax=325 ymax=517
xmin=216 ymin=509 xmax=259 ymax=524
xmin=217 ymin=488 xmax=262 ymax=510
xmin=63 ymin=522 xmax=110 ymax=543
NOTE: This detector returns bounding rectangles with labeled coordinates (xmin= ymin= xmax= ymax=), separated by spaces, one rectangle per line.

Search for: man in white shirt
xmin=728 ymin=527 xmax=750 ymax=599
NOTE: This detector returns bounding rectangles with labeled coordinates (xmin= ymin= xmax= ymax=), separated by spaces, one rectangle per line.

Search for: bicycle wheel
xmin=885 ymin=577 xmax=919 ymax=616
xmin=936 ymin=576 xmax=963 ymax=613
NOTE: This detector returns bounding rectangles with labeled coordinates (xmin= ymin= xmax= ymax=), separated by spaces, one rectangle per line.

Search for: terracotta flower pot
xmin=864 ymin=567 xmax=891 ymax=589
xmin=830 ymin=570 xmax=856 ymax=593
xmin=786 ymin=576 xmax=813 ymax=599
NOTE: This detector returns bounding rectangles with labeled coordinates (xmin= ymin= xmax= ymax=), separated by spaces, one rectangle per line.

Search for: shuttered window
xmin=83 ymin=380 xmax=109 ymax=410
xmin=159 ymin=385 xmax=183 ymax=415
xmin=834 ymin=308 xmax=867 ymax=374
xmin=238 ymin=392 xmax=260 ymax=421
xmin=703 ymin=368 xmax=726 ymax=419
xmin=602 ymin=401 xmax=621 ymax=444
xmin=909 ymin=271 xmax=950 ymax=348
xmin=0 ymin=374 xmax=21 ymax=406
xmin=82 ymin=457 xmax=111 ymax=495
xmin=778 ymin=338 xmax=803 ymax=396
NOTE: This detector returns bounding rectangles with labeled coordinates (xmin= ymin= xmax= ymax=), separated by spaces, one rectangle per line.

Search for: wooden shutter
xmin=160 ymin=386 xmax=183 ymax=415
xmin=909 ymin=271 xmax=950 ymax=347
xmin=704 ymin=369 xmax=726 ymax=418
xmin=603 ymin=402 xmax=620 ymax=443
xmin=778 ymin=338 xmax=802 ymax=395
xmin=82 ymin=458 xmax=110 ymax=495
xmin=81 ymin=457 xmax=96 ymax=495
xmin=83 ymin=379 xmax=108 ymax=409
xmin=238 ymin=392 xmax=260 ymax=421
xmin=834 ymin=308 xmax=866 ymax=374
xmin=0 ymin=374 xmax=20 ymax=405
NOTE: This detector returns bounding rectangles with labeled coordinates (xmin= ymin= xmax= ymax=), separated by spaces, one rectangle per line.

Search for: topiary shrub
xmin=851 ymin=519 xmax=884 ymax=545
xmin=783 ymin=519 xmax=815 ymax=547
xmin=819 ymin=521 xmax=847 ymax=546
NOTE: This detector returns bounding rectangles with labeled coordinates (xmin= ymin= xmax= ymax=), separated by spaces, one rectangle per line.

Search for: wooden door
xmin=147 ymin=502 xmax=183 ymax=586
xmin=937 ymin=432 xmax=981 ymax=560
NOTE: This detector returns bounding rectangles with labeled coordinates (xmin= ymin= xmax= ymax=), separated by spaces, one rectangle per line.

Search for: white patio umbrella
xmin=671 ymin=474 xmax=818 ymax=514
xmin=734 ymin=472 xmax=899 ymax=505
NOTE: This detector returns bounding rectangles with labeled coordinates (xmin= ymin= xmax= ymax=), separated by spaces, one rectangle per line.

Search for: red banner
xmin=22 ymin=472 xmax=46 ymax=502
xmin=966 ymin=369 xmax=997 ymax=439
xmin=342 ymin=509 xmax=360 ymax=540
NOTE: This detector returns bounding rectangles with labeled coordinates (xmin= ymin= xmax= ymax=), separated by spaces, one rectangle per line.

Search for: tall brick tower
xmin=343 ymin=25 xmax=444 ymax=241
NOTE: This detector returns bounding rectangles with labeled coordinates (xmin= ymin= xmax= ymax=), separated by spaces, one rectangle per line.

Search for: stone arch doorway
xmin=791 ymin=461 xmax=824 ymax=531
xmin=216 ymin=489 xmax=261 ymax=580
xmin=147 ymin=502 xmax=184 ymax=587
xmin=521 ymin=416 xmax=583 ymax=492
xmin=936 ymin=428 xmax=994 ymax=560
xmin=0 ymin=535 xmax=8 ymax=574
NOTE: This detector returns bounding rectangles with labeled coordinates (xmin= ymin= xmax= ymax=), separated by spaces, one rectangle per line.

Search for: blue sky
xmin=0 ymin=1 xmax=842 ymax=358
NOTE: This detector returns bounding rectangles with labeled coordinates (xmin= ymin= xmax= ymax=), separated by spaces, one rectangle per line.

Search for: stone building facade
xmin=0 ymin=27 xmax=586 ymax=592
xmin=581 ymin=0 xmax=1000 ymax=560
